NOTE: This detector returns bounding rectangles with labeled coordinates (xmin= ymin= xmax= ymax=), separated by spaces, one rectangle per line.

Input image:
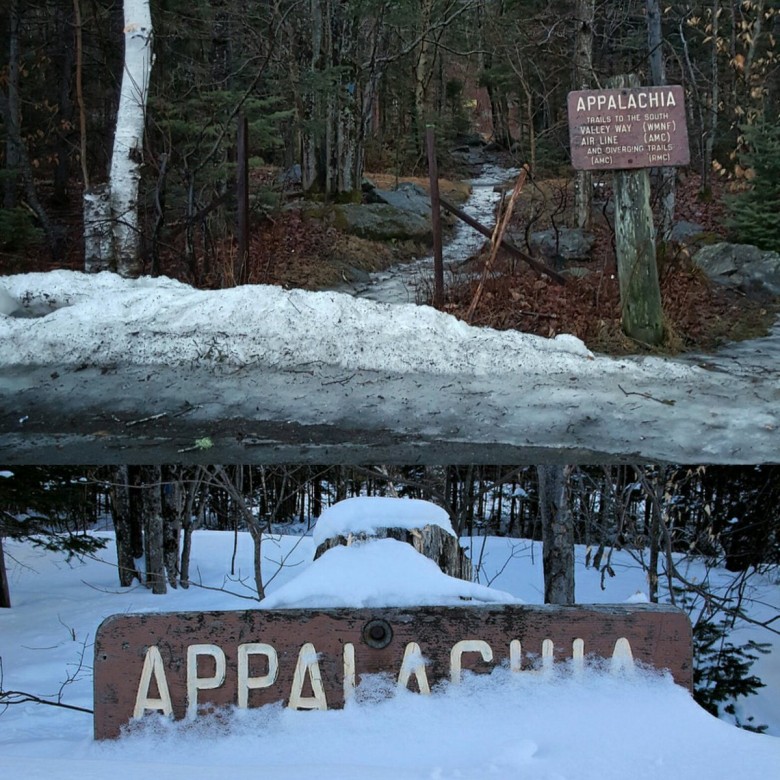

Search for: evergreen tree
xmin=0 ymin=467 xmax=108 ymax=607
xmin=684 ymin=597 xmax=771 ymax=734
xmin=726 ymin=121 xmax=780 ymax=252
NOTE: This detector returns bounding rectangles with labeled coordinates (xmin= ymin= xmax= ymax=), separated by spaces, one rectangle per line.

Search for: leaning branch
xmin=438 ymin=196 xmax=567 ymax=285
xmin=0 ymin=689 xmax=93 ymax=714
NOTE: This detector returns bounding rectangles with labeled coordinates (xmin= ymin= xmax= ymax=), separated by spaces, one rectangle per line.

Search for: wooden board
xmin=94 ymin=604 xmax=692 ymax=739
xmin=567 ymin=86 xmax=690 ymax=170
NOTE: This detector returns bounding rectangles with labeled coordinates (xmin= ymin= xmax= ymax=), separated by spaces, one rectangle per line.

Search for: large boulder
xmin=669 ymin=220 xmax=706 ymax=245
xmin=692 ymin=242 xmax=780 ymax=296
xmin=332 ymin=202 xmax=432 ymax=243
xmin=366 ymin=182 xmax=432 ymax=220
xmin=526 ymin=227 xmax=595 ymax=262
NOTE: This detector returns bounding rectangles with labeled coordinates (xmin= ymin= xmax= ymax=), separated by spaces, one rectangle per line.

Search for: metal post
xmin=236 ymin=114 xmax=249 ymax=286
xmin=425 ymin=125 xmax=444 ymax=308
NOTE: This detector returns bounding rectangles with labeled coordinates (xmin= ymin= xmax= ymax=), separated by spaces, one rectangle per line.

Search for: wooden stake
xmin=0 ymin=535 xmax=11 ymax=607
xmin=438 ymin=197 xmax=566 ymax=285
xmin=467 ymin=165 xmax=529 ymax=322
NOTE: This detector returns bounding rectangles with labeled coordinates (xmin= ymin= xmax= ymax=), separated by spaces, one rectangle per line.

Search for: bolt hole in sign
xmin=94 ymin=604 xmax=692 ymax=738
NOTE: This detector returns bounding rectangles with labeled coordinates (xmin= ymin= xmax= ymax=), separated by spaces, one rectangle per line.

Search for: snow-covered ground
xmin=1 ymin=271 xmax=779 ymax=462
xmin=2 ymin=517 xmax=778 ymax=779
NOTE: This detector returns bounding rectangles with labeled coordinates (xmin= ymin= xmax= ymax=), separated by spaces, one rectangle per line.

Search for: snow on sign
xmin=93 ymin=604 xmax=692 ymax=739
xmin=567 ymin=86 xmax=690 ymax=170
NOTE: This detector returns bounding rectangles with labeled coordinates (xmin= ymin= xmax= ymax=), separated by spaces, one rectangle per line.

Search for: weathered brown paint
xmin=94 ymin=604 xmax=692 ymax=739
xmin=567 ymin=86 xmax=690 ymax=171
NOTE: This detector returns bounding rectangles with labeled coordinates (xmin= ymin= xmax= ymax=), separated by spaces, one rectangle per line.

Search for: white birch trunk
xmin=109 ymin=0 xmax=153 ymax=277
xmin=83 ymin=185 xmax=113 ymax=272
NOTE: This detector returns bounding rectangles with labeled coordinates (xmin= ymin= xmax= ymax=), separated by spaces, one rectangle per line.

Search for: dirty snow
xmin=3 ymin=270 xmax=689 ymax=376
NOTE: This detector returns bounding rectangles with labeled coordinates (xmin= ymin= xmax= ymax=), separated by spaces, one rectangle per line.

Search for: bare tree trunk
xmin=647 ymin=0 xmax=676 ymax=241
xmin=162 ymin=467 xmax=181 ymax=588
xmin=648 ymin=494 xmax=661 ymax=603
xmin=111 ymin=464 xmax=142 ymax=586
xmin=574 ymin=0 xmax=594 ymax=229
xmin=0 ymin=535 xmax=11 ymax=608
xmin=140 ymin=465 xmax=166 ymax=595
xmin=537 ymin=465 xmax=575 ymax=605
xmin=53 ymin=1 xmax=75 ymax=205
xmin=702 ymin=0 xmax=720 ymax=197
xmin=0 ymin=50 xmax=60 ymax=258
xmin=211 ymin=465 xmax=267 ymax=599
xmin=4 ymin=0 xmax=21 ymax=209
xmin=414 ymin=0 xmax=435 ymax=143
xmin=179 ymin=469 xmax=206 ymax=589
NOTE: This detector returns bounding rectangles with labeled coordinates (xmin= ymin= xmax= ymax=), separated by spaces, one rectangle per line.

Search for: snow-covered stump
xmin=314 ymin=523 xmax=472 ymax=581
xmin=312 ymin=497 xmax=473 ymax=581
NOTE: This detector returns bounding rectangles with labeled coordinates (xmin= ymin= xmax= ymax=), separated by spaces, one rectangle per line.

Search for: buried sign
xmin=93 ymin=604 xmax=692 ymax=739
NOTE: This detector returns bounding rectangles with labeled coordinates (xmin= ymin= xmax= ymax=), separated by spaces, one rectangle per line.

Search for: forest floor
xmin=226 ymin=164 xmax=778 ymax=358
xmin=441 ymin=170 xmax=778 ymax=356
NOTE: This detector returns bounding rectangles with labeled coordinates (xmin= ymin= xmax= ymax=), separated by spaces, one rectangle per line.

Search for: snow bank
xmin=0 ymin=271 xmax=697 ymax=380
xmin=1 ymin=532 xmax=778 ymax=780
xmin=260 ymin=537 xmax=518 ymax=609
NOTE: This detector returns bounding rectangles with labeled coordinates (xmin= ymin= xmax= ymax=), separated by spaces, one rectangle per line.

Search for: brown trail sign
xmin=567 ymin=85 xmax=690 ymax=171
xmin=566 ymin=78 xmax=691 ymax=345
xmin=94 ymin=603 xmax=692 ymax=739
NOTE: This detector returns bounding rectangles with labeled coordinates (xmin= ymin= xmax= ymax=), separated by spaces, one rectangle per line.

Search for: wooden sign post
xmin=94 ymin=603 xmax=692 ymax=739
xmin=567 ymin=77 xmax=690 ymax=345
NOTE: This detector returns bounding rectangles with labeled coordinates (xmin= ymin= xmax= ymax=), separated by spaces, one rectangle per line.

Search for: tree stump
xmin=314 ymin=523 xmax=473 ymax=582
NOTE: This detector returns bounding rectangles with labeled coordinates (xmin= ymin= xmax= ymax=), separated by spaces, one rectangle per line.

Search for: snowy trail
xmin=338 ymin=164 xmax=518 ymax=304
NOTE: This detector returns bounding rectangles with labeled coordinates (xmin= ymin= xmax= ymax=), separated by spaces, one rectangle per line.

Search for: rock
xmin=693 ymin=242 xmax=780 ymax=296
xmin=669 ymin=220 xmax=706 ymax=245
xmin=528 ymin=228 xmax=595 ymax=262
xmin=366 ymin=181 xmax=432 ymax=220
xmin=562 ymin=266 xmax=592 ymax=279
xmin=0 ymin=285 xmax=28 ymax=318
xmin=332 ymin=203 xmax=432 ymax=243
xmin=340 ymin=266 xmax=373 ymax=285
xmin=276 ymin=163 xmax=301 ymax=188
xmin=456 ymin=133 xmax=486 ymax=148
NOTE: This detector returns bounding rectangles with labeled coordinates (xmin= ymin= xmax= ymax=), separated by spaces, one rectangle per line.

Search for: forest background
xmin=1 ymin=0 xmax=778 ymax=292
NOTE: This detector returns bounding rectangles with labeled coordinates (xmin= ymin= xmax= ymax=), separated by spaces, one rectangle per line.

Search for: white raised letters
xmin=397 ymin=641 xmax=430 ymax=694
xmin=131 ymin=635 xmax=637 ymax=720
xmin=187 ymin=643 xmax=226 ymax=718
xmin=288 ymin=642 xmax=328 ymax=710
xmin=133 ymin=645 xmax=173 ymax=719
xmin=237 ymin=642 xmax=278 ymax=708
xmin=450 ymin=640 xmax=493 ymax=684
